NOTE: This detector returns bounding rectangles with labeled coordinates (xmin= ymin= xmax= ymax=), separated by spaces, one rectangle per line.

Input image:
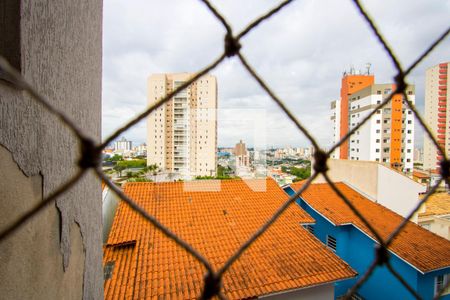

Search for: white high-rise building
xmin=331 ymin=99 xmax=341 ymax=159
xmin=114 ymin=136 xmax=132 ymax=151
xmin=147 ymin=73 xmax=217 ymax=178
xmin=331 ymin=81 xmax=415 ymax=173
xmin=423 ymin=62 xmax=450 ymax=171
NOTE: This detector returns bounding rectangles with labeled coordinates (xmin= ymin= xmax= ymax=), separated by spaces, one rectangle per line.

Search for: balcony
xmin=438 ymin=113 xmax=447 ymax=117
xmin=438 ymin=107 xmax=446 ymax=112
xmin=174 ymin=103 xmax=188 ymax=108
xmin=437 ymin=129 xmax=445 ymax=133
xmin=439 ymin=80 xmax=448 ymax=85
xmin=437 ymin=134 xmax=446 ymax=139
xmin=438 ymin=118 xmax=446 ymax=123
xmin=438 ymin=123 xmax=446 ymax=128
xmin=439 ymin=74 xmax=448 ymax=79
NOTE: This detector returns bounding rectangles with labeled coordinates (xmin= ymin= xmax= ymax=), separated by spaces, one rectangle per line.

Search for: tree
xmin=117 ymin=159 xmax=146 ymax=168
xmin=143 ymin=164 xmax=159 ymax=181
xmin=113 ymin=165 xmax=126 ymax=177
xmin=107 ymin=154 xmax=123 ymax=162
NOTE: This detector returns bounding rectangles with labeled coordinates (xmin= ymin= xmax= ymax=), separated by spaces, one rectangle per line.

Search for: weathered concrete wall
xmin=0 ymin=0 xmax=102 ymax=299
xmin=314 ymin=159 xmax=379 ymax=200
xmin=377 ymin=164 xmax=426 ymax=221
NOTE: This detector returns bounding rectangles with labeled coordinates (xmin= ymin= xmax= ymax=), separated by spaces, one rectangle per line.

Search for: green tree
xmin=127 ymin=178 xmax=153 ymax=182
xmin=113 ymin=165 xmax=126 ymax=177
xmin=143 ymin=164 xmax=159 ymax=181
xmin=107 ymin=154 xmax=123 ymax=162
xmin=117 ymin=159 xmax=146 ymax=168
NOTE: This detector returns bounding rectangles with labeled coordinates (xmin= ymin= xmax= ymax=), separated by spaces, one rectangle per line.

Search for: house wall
xmin=284 ymin=187 xmax=449 ymax=300
xmin=417 ymin=269 xmax=450 ymax=299
xmin=0 ymin=1 xmax=102 ymax=299
xmin=377 ymin=164 xmax=426 ymax=222
xmin=314 ymin=159 xmax=379 ymax=200
xmin=102 ymin=187 xmax=120 ymax=243
xmin=418 ymin=215 xmax=450 ymax=240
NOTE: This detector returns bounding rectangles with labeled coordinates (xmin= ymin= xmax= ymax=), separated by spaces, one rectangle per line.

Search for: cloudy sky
xmin=102 ymin=0 xmax=450 ymax=149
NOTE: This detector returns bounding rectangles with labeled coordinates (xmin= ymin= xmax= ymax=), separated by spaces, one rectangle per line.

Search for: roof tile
xmin=291 ymin=181 xmax=450 ymax=273
xmin=104 ymin=179 xmax=355 ymax=299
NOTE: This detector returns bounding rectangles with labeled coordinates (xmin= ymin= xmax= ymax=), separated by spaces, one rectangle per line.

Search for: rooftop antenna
xmin=350 ymin=65 xmax=355 ymax=75
xmin=366 ymin=63 xmax=372 ymax=75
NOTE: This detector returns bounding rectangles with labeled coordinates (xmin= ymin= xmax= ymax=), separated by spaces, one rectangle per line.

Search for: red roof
xmin=104 ymin=179 xmax=356 ymax=299
xmin=290 ymin=182 xmax=450 ymax=273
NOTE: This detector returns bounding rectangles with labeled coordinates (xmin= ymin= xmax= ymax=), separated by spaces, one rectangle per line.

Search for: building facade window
xmin=303 ymin=224 xmax=314 ymax=235
xmin=104 ymin=261 xmax=115 ymax=280
xmin=435 ymin=274 xmax=450 ymax=296
xmin=326 ymin=235 xmax=337 ymax=252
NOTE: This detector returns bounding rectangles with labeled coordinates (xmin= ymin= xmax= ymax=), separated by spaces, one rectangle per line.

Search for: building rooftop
xmin=104 ymin=179 xmax=356 ymax=299
xmin=419 ymin=192 xmax=450 ymax=217
xmin=290 ymin=181 xmax=450 ymax=273
xmin=413 ymin=170 xmax=430 ymax=179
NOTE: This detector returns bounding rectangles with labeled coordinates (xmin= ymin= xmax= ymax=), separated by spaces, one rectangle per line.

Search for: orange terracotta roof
xmin=104 ymin=178 xmax=356 ymax=299
xmin=290 ymin=181 xmax=450 ymax=273
xmin=413 ymin=171 xmax=430 ymax=179
xmin=419 ymin=192 xmax=450 ymax=217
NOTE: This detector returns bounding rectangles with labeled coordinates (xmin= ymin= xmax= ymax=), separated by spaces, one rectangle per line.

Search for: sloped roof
xmin=104 ymin=179 xmax=356 ymax=299
xmin=413 ymin=170 xmax=430 ymax=179
xmin=290 ymin=181 xmax=450 ymax=273
xmin=419 ymin=192 xmax=450 ymax=217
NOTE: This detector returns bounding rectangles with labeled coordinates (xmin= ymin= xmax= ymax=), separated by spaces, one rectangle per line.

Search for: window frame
xmin=435 ymin=274 xmax=450 ymax=296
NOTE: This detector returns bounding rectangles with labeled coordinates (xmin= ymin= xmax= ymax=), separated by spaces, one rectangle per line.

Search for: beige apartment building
xmin=424 ymin=62 xmax=450 ymax=171
xmin=147 ymin=73 xmax=217 ymax=178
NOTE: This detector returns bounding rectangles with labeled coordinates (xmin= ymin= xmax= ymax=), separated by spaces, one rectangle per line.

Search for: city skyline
xmin=102 ymin=0 xmax=450 ymax=148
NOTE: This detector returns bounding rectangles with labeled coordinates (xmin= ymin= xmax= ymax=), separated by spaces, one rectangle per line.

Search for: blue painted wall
xmin=283 ymin=186 xmax=450 ymax=300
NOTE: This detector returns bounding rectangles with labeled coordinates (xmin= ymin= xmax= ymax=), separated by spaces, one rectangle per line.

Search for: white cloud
xmin=102 ymin=0 xmax=450 ymax=148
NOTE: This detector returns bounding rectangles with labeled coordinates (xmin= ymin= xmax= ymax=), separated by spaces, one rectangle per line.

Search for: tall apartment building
xmin=114 ymin=136 xmax=132 ymax=151
xmin=147 ymin=73 xmax=217 ymax=178
xmin=423 ymin=62 xmax=449 ymax=171
xmin=234 ymin=140 xmax=250 ymax=168
xmin=331 ymin=73 xmax=415 ymax=172
xmin=333 ymin=73 xmax=375 ymax=159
